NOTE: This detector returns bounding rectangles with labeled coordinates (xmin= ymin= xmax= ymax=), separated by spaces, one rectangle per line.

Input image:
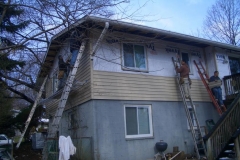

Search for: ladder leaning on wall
xmin=193 ymin=60 xmax=226 ymax=115
xmin=172 ymin=57 xmax=207 ymax=160
xmin=42 ymin=40 xmax=86 ymax=160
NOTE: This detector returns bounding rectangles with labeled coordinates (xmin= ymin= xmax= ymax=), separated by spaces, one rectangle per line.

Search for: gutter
xmin=51 ymin=16 xmax=240 ymax=52
xmin=87 ymin=16 xmax=240 ymax=52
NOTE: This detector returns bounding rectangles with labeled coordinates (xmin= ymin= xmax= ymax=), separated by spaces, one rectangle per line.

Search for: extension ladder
xmin=42 ymin=40 xmax=86 ymax=160
xmin=172 ymin=57 xmax=207 ymax=160
xmin=16 ymin=76 xmax=48 ymax=149
xmin=193 ymin=60 xmax=226 ymax=115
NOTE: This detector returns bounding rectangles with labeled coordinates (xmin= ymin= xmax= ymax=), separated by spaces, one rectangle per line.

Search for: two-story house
xmin=38 ymin=16 xmax=240 ymax=160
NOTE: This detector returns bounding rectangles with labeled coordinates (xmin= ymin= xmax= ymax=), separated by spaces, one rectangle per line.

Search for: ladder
xmin=172 ymin=57 xmax=207 ymax=160
xmin=42 ymin=40 xmax=86 ymax=160
xmin=16 ymin=75 xmax=48 ymax=149
xmin=193 ymin=60 xmax=226 ymax=115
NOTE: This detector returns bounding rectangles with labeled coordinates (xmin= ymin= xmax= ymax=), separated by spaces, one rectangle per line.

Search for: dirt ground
xmin=13 ymin=142 xmax=42 ymax=160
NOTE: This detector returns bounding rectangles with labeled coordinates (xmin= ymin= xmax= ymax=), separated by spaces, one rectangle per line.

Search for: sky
xmin=114 ymin=0 xmax=217 ymax=36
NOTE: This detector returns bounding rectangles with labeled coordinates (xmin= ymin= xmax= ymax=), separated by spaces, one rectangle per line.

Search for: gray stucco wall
xmin=59 ymin=101 xmax=95 ymax=159
xmin=60 ymin=100 xmax=219 ymax=160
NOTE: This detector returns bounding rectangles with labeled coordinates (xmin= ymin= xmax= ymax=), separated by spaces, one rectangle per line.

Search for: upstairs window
xmin=229 ymin=57 xmax=240 ymax=74
xmin=124 ymin=105 xmax=153 ymax=138
xmin=181 ymin=52 xmax=193 ymax=74
xmin=122 ymin=44 xmax=147 ymax=71
xmin=68 ymin=112 xmax=78 ymax=129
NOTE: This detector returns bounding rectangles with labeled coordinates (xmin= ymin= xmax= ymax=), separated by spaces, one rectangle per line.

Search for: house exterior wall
xmin=91 ymin=31 xmax=211 ymax=102
xmin=59 ymin=99 xmax=219 ymax=160
xmin=44 ymin=39 xmax=92 ymax=116
xmin=205 ymin=46 xmax=233 ymax=100
xmin=214 ymin=47 xmax=231 ymax=99
xmin=60 ymin=101 xmax=94 ymax=160
xmin=204 ymin=46 xmax=216 ymax=77
xmin=44 ymin=28 xmax=239 ymax=160
xmin=93 ymin=32 xmax=204 ymax=78
xmin=92 ymin=70 xmax=210 ymax=102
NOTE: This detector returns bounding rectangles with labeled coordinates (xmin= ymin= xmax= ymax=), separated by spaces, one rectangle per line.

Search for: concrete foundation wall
xmin=59 ymin=101 xmax=95 ymax=160
xmin=59 ymin=99 xmax=219 ymax=160
xmin=93 ymin=100 xmax=218 ymax=160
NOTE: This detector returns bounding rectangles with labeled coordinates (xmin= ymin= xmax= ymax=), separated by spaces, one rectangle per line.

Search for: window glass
xmin=52 ymin=72 xmax=58 ymax=93
xmin=181 ymin=52 xmax=192 ymax=74
xmin=182 ymin=52 xmax=190 ymax=67
xmin=123 ymin=44 xmax=134 ymax=67
xmin=134 ymin=45 xmax=145 ymax=69
xmin=138 ymin=107 xmax=150 ymax=134
xmin=123 ymin=43 xmax=147 ymax=70
xmin=229 ymin=57 xmax=240 ymax=74
xmin=68 ymin=112 xmax=78 ymax=129
xmin=126 ymin=107 xmax=138 ymax=135
xmin=124 ymin=105 xmax=153 ymax=138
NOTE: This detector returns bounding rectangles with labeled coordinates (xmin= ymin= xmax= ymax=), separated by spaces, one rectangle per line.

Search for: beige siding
xmin=45 ymin=47 xmax=91 ymax=116
xmin=92 ymin=70 xmax=211 ymax=102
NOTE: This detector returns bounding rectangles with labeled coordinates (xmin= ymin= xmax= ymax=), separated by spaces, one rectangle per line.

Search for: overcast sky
xmin=114 ymin=0 xmax=217 ymax=36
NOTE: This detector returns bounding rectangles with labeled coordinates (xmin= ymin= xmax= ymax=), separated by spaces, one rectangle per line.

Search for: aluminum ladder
xmin=42 ymin=40 xmax=86 ymax=160
xmin=15 ymin=76 xmax=48 ymax=149
xmin=172 ymin=57 xmax=207 ymax=160
xmin=193 ymin=60 xmax=226 ymax=115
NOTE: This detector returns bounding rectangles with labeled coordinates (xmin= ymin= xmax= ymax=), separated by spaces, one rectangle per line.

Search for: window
xmin=181 ymin=52 xmax=193 ymax=74
xmin=187 ymin=105 xmax=197 ymax=130
xmin=122 ymin=43 xmax=147 ymax=71
xmin=124 ymin=105 xmax=153 ymax=138
xmin=52 ymin=72 xmax=58 ymax=93
xmin=68 ymin=112 xmax=78 ymax=129
xmin=229 ymin=57 xmax=240 ymax=74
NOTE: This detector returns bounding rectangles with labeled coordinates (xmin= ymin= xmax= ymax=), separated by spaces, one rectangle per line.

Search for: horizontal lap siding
xmin=92 ymin=70 xmax=211 ymax=102
xmin=45 ymin=49 xmax=91 ymax=116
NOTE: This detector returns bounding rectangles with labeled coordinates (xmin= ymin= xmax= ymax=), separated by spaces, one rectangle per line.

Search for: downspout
xmin=90 ymin=21 xmax=109 ymax=160
xmin=213 ymin=47 xmax=218 ymax=72
xmin=90 ymin=22 xmax=109 ymax=57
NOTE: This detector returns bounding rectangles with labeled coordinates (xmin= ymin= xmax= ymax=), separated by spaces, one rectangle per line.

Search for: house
xmin=38 ymin=16 xmax=240 ymax=160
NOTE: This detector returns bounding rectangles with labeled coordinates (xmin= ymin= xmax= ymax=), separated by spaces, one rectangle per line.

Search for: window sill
xmin=125 ymin=136 xmax=154 ymax=141
xmin=122 ymin=67 xmax=148 ymax=73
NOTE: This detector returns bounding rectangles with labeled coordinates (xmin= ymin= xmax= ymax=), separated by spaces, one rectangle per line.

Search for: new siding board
xmin=92 ymin=70 xmax=211 ymax=102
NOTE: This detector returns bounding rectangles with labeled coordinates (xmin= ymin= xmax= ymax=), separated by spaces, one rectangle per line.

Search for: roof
xmin=38 ymin=15 xmax=240 ymax=78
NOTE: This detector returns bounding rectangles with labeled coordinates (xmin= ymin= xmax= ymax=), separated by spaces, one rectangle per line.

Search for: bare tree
xmin=0 ymin=0 xmax=130 ymax=107
xmin=203 ymin=0 xmax=240 ymax=45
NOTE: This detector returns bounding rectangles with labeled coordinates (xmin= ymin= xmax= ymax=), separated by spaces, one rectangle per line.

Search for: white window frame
xmin=181 ymin=52 xmax=193 ymax=75
xmin=122 ymin=43 xmax=148 ymax=72
xmin=187 ymin=105 xmax=197 ymax=130
xmin=124 ymin=105 xmax=153 ymax=139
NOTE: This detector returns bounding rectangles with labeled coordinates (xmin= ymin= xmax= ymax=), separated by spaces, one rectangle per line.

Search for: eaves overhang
xmin=38 ymin=15 xmax=240 ymax=79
